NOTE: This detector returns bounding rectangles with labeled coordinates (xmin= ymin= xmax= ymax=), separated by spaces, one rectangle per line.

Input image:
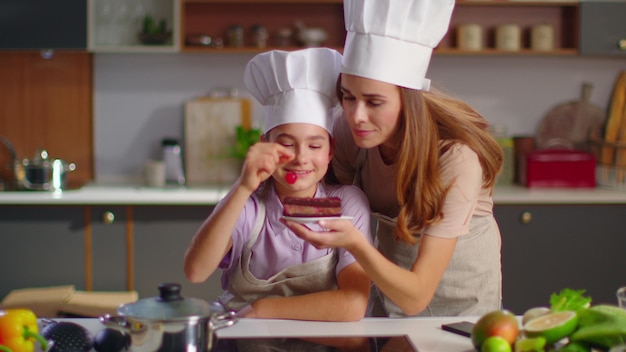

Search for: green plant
xmin=142 ymin=14 xmax=168 ymax=35
xmin=226 ymin=125 xmax=261 ymax=160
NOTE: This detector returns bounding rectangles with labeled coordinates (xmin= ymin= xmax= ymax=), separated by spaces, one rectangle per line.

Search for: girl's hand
xmin=239 ymin=142 xmax=294 ymax=192
xmin=282 ymin=218 xmax=362 ymax=251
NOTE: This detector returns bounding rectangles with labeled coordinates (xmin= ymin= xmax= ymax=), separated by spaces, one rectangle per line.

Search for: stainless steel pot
xmin=15 ymin=149 xmax=76 ymax=191
xmin=100 ymin=283 xmax=237 ymax=352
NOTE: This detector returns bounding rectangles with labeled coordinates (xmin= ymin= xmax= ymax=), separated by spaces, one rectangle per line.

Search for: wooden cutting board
xmin=536 ymin=83 xmax=606 ymax=151
xmin=183 ymin=96 xmax=251 ymax=186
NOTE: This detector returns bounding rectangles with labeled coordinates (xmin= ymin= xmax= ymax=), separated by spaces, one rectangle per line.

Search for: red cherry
xmin=285 ymin=173 xmax=297 ymax=184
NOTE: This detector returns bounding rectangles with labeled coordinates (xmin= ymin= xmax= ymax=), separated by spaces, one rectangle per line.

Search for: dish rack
xmin=589 ymin=134 xmax=626 ymax=190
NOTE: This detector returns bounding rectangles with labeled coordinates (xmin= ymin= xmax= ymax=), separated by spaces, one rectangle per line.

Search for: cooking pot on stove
xmin=100 ymin=283 xmax=237 ymax=352
xmin=15 ymin=149 xmax=76 ymax=191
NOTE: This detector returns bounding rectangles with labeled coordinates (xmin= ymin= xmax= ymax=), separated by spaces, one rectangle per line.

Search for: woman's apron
xmin=224 ymin=198 xmax=339 ymax=311
xmin=355 ymin=149 xmax=502 ymax=317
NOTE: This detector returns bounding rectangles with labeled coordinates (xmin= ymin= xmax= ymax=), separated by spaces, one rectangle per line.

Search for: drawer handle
xmin=520 ymin=211 xmax=532 ymax=224
xmin=619 ymin=39 xmax=626 ymax=51
xmin=102 ymin=211 xmax=115 ymax=224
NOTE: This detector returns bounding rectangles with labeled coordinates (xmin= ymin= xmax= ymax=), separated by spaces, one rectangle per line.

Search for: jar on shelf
xmin=227 ymin=25 xmax=244 ymax=47
xmin=251 ymin=24 xmax=268 ymax=48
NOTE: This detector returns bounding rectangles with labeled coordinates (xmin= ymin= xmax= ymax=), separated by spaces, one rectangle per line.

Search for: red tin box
xmin=521 ymin=149 xmax=596 ymax=188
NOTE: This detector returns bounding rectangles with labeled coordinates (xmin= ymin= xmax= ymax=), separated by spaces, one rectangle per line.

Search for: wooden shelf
xmin=181 ymin=1 xmax=344 ymax=52
xmin=86 ymin=0 xmax=582 ymax=55
xmin=442 ymin=1 xmax=579 ymax=53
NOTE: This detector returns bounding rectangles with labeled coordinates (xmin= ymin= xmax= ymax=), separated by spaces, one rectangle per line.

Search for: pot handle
xmin=99 ymin=314 xmax=133 ymax=333
xmin=210 ymin=310 xmax=237 ymax=331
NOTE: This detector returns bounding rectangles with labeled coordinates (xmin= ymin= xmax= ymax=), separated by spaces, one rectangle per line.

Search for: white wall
xmin=93 ymin=53 xmax=626 ymax=182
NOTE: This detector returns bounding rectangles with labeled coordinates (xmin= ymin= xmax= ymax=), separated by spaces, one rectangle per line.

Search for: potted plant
xmin=227 ymin=125 xmax=261 ymax=161
xmin=139 ymin=14 xmax=171 ymax=45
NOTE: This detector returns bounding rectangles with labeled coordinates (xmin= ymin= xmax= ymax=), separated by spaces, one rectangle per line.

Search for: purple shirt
xmin=219 ymin=183 xmax=372 ymax=290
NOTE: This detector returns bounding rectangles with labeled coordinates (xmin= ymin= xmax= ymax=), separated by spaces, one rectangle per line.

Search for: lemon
xmin=524 ymin=310 xmax=578 ymax=345
xmin=514 ymin=336 xmax=546 ymax=352
xmin=482 ymin=336 xmax=512 ymax=352
xmin=522 ymin=307 xmax=551 ymax=325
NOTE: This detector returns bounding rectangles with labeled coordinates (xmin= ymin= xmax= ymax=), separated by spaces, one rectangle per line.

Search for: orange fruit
xmin=472 ymin=310 xmax=520 ymax=350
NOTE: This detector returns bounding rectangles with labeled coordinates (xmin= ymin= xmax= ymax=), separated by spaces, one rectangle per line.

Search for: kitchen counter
xmin=1 ymin=183 xmax=626 ymax=205
xmin=38 ymin=316 xmax=479 ymax=352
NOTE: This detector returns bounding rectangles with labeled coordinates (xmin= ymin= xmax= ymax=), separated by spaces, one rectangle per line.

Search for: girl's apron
xmin=224 ymin=198 xmax=339 ymax=311
xmin=356 ymin=149 xmax=502 ymax=317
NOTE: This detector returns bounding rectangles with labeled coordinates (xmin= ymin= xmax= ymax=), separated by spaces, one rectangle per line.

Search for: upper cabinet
xmin=88 ymin=0 xmax=180 ymax=53
xmin=579 ymin=1 xmax=626 ymax=56
xmin=0 ymin=0 xmax=87 ymax=50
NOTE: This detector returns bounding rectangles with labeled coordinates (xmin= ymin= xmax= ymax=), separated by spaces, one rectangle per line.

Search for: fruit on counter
xmin=513 ymin=336 xmax=546 ymax=352
xmin=522 ymin=307 xmax=552 ymax=326
xmin=0 ymin=309 xmax=48 ymax=352
xmin=570 ymin=305 xmax=626 ymax=349
xmin=482 ymin=336 xmax=513 ymax=352
xmin=524 ymin=310 xmax=578 ymax=345
xmin=41 ymin=321 xmax=92 ymax=352
xmin=471 ymin=310 xmax=520 ymax=350
xmin=93 ymin=328 xmax=131 ymax=352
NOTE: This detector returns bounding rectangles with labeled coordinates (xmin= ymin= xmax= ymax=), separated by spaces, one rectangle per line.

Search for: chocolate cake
xmin=282 ymin=197 xmax=342 ymax=217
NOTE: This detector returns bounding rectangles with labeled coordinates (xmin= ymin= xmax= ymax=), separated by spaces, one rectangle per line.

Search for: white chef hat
xmin=244 ymin=48 xmax=342 ymax=134
xmin=341 ymin=0 xmax=454 ymax=91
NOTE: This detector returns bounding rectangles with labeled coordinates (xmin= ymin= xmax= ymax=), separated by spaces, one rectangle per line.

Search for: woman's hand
xmin=239 ymin=142 xmax=294 ymax=192
xmin=282 ymin=218 xmax=363 ymax=251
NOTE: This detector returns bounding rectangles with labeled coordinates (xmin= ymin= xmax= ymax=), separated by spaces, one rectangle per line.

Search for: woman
xmin=184 ymin=48 xmax=372 ymax=321
xmin=284 ymin=0 xmax=504 ymax=317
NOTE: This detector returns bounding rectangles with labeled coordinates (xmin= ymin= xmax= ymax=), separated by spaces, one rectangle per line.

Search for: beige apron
xmin=355 ymin=149 xmax=502 ymax=317
xmin=224 ymin=198 xmax=339 ymax=311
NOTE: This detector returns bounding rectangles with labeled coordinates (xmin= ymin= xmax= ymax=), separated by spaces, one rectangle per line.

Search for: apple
xmin=471 ymin=310 xmax=519 ymax=351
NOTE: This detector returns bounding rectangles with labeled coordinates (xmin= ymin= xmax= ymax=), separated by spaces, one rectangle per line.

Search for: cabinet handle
xmin=619 ymin=39 xmax=626 ymax=51
xmin=102 ymin=211 xmax=115 ymax=224
xmin=520 ymin=211 xmax=532 ymax=224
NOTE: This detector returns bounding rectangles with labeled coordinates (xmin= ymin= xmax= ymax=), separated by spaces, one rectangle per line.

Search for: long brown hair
xmin=394 ymin=87 xmax=503 ymax=243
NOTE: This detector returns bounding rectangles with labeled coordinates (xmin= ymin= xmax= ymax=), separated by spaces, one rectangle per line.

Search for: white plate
xmin=282 ymin=215 xmax=354 ymax=224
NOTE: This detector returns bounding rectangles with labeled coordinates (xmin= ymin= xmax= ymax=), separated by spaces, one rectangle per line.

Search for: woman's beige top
xmin=332 ymin=116 xmax=502 ymax=317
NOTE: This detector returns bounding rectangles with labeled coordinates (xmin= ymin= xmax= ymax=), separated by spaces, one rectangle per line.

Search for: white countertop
xmin=38 ymin=316 xmax=478 ymax=352
xmin=2 ymin=183 xmax=626 ymax=205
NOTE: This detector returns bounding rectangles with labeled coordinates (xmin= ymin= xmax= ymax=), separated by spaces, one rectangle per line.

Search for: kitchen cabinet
xmin=132 ymin=205 xmax=223 ymax=300
xmin=495 ymin=204 xmax=626 ymax=314
xmin=89 ymin=206 xmax=129 ymax=292
xmin=580 ymin=1 xmax=626 ymax=56
xmin=88 ymin=0 xmax=180 ymax=53
xmin=0 ymin=52 xmax=93 ymax=188
xmin=0 ymin=0 xmax=86 ymax=50
xmin=0 ymin=206 xmax=86 ymax=300
xmin=0 ymin=204 xmax=223 ymax=303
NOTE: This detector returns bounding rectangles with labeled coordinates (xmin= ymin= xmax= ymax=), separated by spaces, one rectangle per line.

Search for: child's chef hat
xmin=244 ymin=48 xmax=342 ymax=134
xmin=341 ymin=0 xmax=454 ymax=91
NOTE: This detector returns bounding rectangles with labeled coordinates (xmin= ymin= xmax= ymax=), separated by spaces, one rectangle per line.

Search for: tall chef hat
xmin=244 ymin=48 xmax=342 ymax=134
xmin=341 ymin=0 xmax=454 ymax=91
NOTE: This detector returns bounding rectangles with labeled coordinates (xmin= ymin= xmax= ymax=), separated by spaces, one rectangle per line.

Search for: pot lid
xmin=117 ymin=283 xmax=223 ymax=320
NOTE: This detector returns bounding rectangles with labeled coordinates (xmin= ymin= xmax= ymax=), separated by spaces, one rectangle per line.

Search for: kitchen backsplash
xmin=93 ymin=53 xmax=625 ymax=183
